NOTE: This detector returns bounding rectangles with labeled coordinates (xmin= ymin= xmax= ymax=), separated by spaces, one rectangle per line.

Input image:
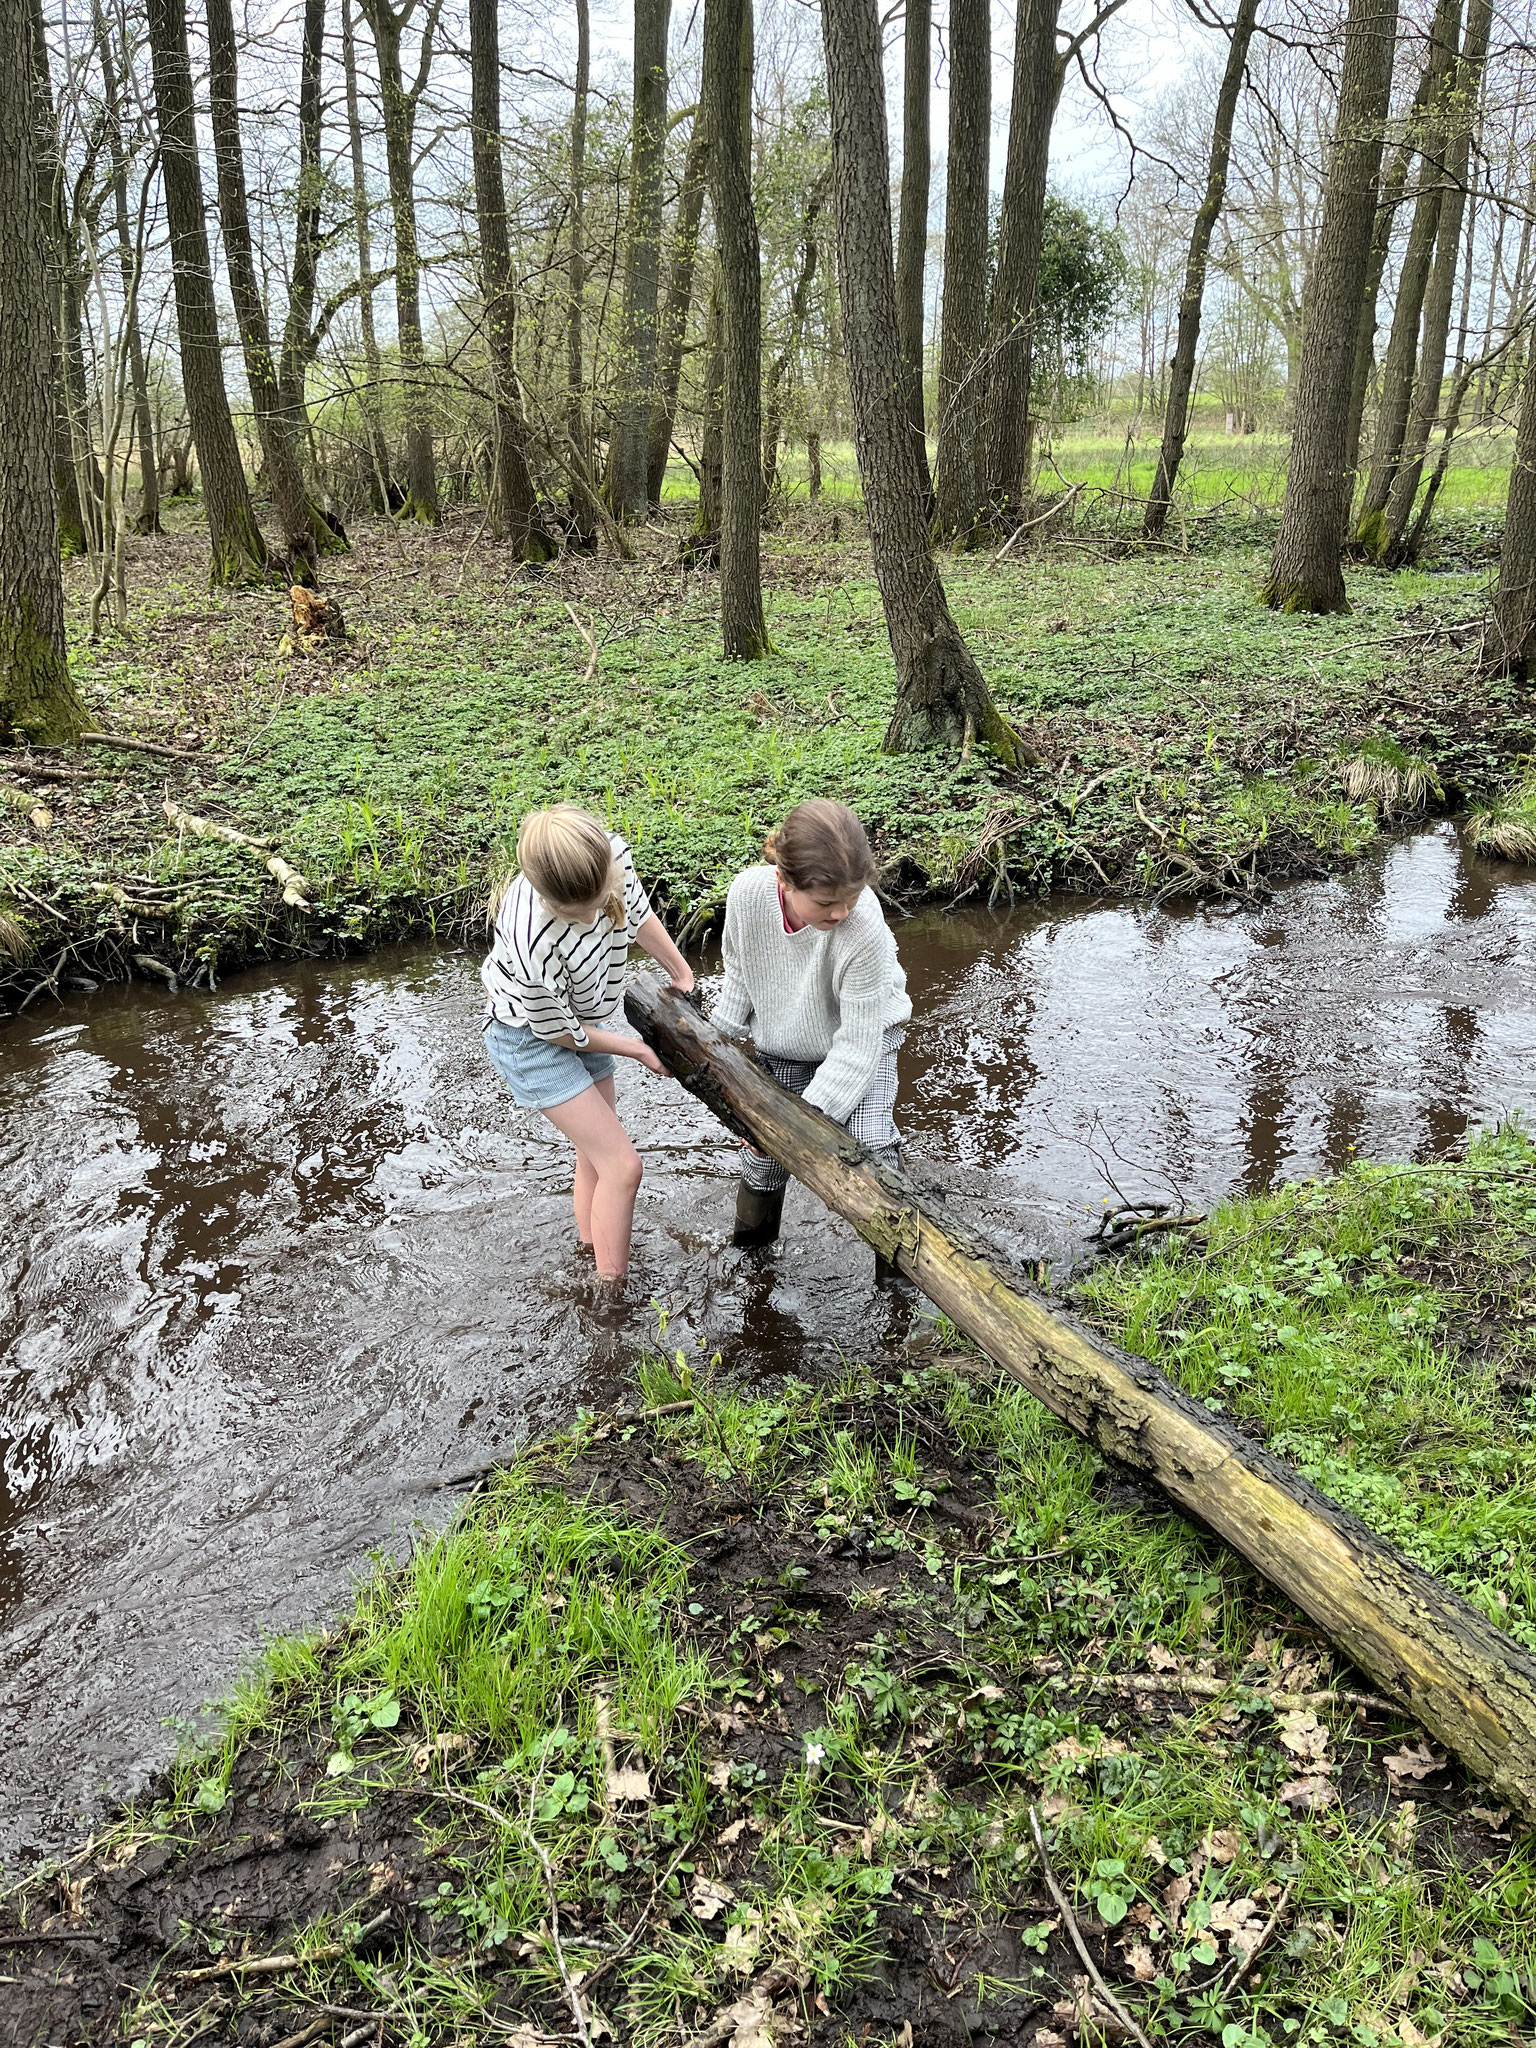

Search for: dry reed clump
xmin=1330 ymin=736 xmax=1442 ymax=815
xmin=1468 ymin=767 xmax=1536 ymax=863
xmin=0 ymin=903 xmax=36 ymax=968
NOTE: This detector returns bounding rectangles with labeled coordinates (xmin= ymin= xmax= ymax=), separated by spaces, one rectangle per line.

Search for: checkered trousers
xmin=739 ymin=1029 xmax=905 ymax=1192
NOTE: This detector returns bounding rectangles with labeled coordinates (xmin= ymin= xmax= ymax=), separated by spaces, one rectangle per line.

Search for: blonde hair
xmin=517 ymin=804 xmax=626 ymax=926
xmin=764 ymin=800 xmax=877 ymax=895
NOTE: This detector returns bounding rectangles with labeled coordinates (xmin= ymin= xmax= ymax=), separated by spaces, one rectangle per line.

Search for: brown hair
xmin=764 ymin=800 xmax=877 ymax=896
xmin=517 ymin=804 xmax=626 ymax=927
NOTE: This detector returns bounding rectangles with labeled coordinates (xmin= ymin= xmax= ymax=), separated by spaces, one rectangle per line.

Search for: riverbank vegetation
xmin=1 ymin=498 xmax=1529 ymax=1009
xmin=6 ymin=1126 xmax=1533 ymax=2046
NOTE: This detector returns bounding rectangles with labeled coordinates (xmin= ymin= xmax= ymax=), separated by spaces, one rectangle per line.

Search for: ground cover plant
xmin=0 ymin=498 xmax=1529 ymax=1009
xmin=5 ymin=1126 xmax=1533 ymax=2048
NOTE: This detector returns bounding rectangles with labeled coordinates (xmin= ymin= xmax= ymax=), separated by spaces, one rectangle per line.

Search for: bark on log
xmin=625 ymin=974 xmax=1536 ymax=1819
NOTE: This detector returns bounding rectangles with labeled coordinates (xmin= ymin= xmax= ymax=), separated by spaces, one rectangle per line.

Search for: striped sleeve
xmin=500 ymin=888 xmax=589 ymax=1047
xmin=613 ymin=835 xmax=653 ymax=940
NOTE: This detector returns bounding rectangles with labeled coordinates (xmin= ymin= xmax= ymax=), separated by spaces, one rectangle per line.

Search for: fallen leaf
xmin=1278 ymin=1709 xmax=1330 ymax=1765
xmin=1039 ymin=1792 xmax=1080 ymax=1822
xmin=1162 ymin=1873 xmax=1192 ymax=1917
xmin=1209 ymin=1897 xmax=1265 ymax=1957
xmin=1279 ymin=1773 xmax=1339 ymax=1813
xmin=725 ymin=1990 xmax=774 ymax=2048
xmin=1033 ymin=2035 xmax=1069 ymax=2048
xmin=605 ymin=1765 xmax=651 ymax=1804
xmin=717 ymin=1817 xmax=748 ymax=1846
xmin=1146 ymin=1643 xmax=1180 ymax=1672
xmin=29 ymin=806 xmax=52 ymax=833
xmin=721 ymin=1921 xmax=762 ymax=1974
xmin=708 ymin=1758 xmax=733 ymax=1790
xmin=1141 ymin=1835 xmax=1167 ymax=1866
xmin=1468 ymin=1805 xmax=1511 ymax=1828
xmin=411 ymin=1733 xmax=470 ymax=1774
xmin=1202 ymin=1825 xmax=1242 ymax=1865
xmin=691 ymin=1873 xmax=735 ymax=1921
xmin=1383 ymin=1740 xmax=1447 ymax=1789
xmin=1125 ymin=1942 xmax=1157 ymax=1982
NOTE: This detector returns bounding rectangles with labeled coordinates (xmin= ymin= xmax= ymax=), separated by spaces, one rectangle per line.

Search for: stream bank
xmin=1 ymin=518 xmax=1530 ymax=1007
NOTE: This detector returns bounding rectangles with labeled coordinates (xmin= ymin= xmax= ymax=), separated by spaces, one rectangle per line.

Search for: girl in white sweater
xmin=712 ymin=799 xmax=911 ymax=1248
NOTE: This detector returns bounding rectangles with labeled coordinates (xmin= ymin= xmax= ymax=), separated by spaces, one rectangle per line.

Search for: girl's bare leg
xmin=542 ymin=1079 xmax=641 ymax=1280
xmin=571 ymin=1076 xmax=617 ymax=1245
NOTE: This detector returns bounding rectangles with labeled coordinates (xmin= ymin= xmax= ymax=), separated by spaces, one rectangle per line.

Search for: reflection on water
xmin=1 ymin=821 xmax=1533 ymax=1860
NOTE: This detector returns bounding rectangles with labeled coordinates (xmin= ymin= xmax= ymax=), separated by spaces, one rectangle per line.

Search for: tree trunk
xmin=820 ymin=0 xmax=1025 ymax=762
xmin=704 ymin=0 xmax=767 ymax=655
xmin=1346 ymin=0 xmax=1462 ymax=477
xmin=894 ymin=0 xmax=933 ymax=510
xmin=627 ymin=975 xmax=1536 ymax=1825
xmin=648 ymin=115 xmax=710 ymax=506
xmin=932 ymin=0 xmax=989 ymax=541
xmin=1 ymin=0 xmax=86 ymax=741
xmin=468 ymin=0 xmax=551 ymax=559
xmin=1355 ymin=0 xmax=1462 ymax=550
xmin=1381 ymin=0 xmax=1490 ymax=561
xmin=205 ymin=0 xmax=320 ymax=570
xmin=97 ymin=13 xmax=160 ymax=535
xmin=610 ymin=0 xmax=671 ymax=522
xmin=696 ymin=264 xmax=724 ymax=541
xmin=341 ymin=0 xmax=393 ymax=508
xmin=29 ymin=0 xmax=95 ymax=561
xmin=144 ymin=0 xmax=271 ymax=584
xmin=360 ymin=0 xmax=439 ymax=522
xmin=568 ymin=0 xmax=594 ymax=543
xmin=277 ymin=0 xmax=326 ymax=448
xmin=1143 ymin=0 xmax=1259 ymax=541
xmin=1484 ymin=342 xmax=1536 ymax=676
xmin=1262 ymin=0 xmax=1400 ymax=614
xmin=762 ymin=172 xmax=828 ymax=499
xmin=982 ymin=0 xmax=1063 ymax=519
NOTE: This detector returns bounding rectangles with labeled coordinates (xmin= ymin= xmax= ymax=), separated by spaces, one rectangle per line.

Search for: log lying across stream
xmin=625 ymin=974 xmax=1536 ymax=1818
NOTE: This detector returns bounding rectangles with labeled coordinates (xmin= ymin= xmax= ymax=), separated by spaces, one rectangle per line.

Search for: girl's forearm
xmin=635 ymin=913 xmax=694 ymax=988
xmin=552 ymin=1026 xmax=646 ymax=1059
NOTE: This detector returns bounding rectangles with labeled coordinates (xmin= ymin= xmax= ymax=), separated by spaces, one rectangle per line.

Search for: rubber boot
xmin=733 ymin=1181 xmax=785 ymax=1249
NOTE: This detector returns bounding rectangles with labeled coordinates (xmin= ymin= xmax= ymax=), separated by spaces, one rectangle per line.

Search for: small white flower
xmin=804 ymin=1741 xmax=826 ymax=1770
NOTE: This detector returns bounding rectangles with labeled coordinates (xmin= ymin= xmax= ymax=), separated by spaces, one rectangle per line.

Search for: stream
xmin=2 ymin=820 xmax=1533 ymax=1864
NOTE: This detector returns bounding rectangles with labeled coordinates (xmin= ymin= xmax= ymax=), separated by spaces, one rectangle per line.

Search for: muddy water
xmin=2 ymin=821 xmax=1533 ymax=1863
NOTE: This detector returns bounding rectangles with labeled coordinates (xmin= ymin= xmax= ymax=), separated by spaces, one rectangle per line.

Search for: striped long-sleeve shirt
xmin=480 ymin=834 xmax=653 ymax=1046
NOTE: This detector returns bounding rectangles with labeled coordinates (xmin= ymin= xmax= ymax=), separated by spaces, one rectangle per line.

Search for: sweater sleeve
xmin=801 ymin=939 xmax=887 ymax=1123
xmin=710 ymin=879 xmax=755 ymax=1036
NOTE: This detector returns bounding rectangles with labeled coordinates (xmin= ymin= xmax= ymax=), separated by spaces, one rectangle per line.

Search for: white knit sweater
xmin=711 ymin=865 xmax=911 ymax=1123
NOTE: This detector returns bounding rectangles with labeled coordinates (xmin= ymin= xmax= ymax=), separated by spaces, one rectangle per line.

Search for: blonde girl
xmin=482 ymin=805 xmax=692 ymax=1285
xmin=712 ymin=799 xmax=910 ymax=1250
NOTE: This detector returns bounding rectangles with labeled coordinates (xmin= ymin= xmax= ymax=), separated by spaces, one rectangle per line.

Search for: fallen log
xmin=163 ymin=800 xmax=311 ymax=909
xmin=624 ymin=974 xmax=1536 ymax=1818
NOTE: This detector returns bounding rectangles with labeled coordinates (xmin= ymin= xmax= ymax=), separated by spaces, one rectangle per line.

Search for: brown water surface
xmin=2 ymin=821 xmax=1533 ymax=1862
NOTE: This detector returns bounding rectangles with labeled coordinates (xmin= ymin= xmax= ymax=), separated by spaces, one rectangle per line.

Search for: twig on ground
xmin=564 ymin=604 xmax=600 ymax=683
xmin=163 ymin=800 xmax=311 ymax=910
xmin=0 ymin=1926 xmax=104 ymax=1945
xmin=1217 ymin=1880 xmax=1293 ymax=1993
xmin=1026 ymin=1657 xmax=1400 ymax=1717
xmin=270 ymin=2022 xmax=329 ymax=2048
xmin=175 ymin=1907 xmax=392 ymax=1984
xmin=81 ymin=730 xmax=203 ymax=761
xmin=420 ymin=1786 xmax=590 ymax=2048
xmin=1027 ymin=1806 xmax=1154 ymax=2048
xmin=1097 ymin=1211 xmax=1207 ymax=1254
xmin=990 ymin=482 xmax=1085 ymax=564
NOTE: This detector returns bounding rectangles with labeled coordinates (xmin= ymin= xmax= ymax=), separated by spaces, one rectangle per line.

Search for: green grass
xmin=30 ymin=1128 xmax=1534 ymax=2048
xmin=0 ymin=497 xmax=1525 ymax=992
xmin=1468 ymin=761 xmax=1536 ymax=862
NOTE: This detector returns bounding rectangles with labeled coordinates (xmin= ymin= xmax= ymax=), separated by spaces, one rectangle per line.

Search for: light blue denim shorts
xmin=484 ymin=1016 xmax=616 ymax=1110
